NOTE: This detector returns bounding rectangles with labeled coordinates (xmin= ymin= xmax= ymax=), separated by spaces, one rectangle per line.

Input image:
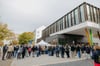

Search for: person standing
xmin=65 ymin=44 xmax=70 ymax=58
xmin=2 ymin=45 xmax=8 ymax=60
xmin=92 ymin=44 xmax=100 ymax=66
xmin=28 ymin=46 xmax=31 ymax=56
xmin=60 ymin=45 xmax=65 ymax=58
xmin=22 ymin=45 xmax=26 ymax=58
xmin=76 ymin=44 xmax=81 ymax=58
xmin=17 ymin=45 xmax=23 ymax=59
xmin=81 ymin=44 xmax=86 ymax=54
xmin=6 ymin=44 xmax=14 ymax=59
xmin=55 ymin=45 xmax=60 ymax=57
xmin=31 ymin=45 xmax=36 ymax=57
xmin=85 ymin=45 xmax=91 ymax=59
xmin=71 ymin=44 xmax=76 ymax=58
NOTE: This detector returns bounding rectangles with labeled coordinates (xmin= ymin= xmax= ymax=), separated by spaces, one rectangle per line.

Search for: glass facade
xmin=86 ymin=4 xmax=100 ymax=23
xmin=72 ymin=11 xmax=75 ymax=26
xmin=75 ymin=8 xmax=80 ymax=25
xmin=65 ymin=15 xmax=69 ymax=27
xmin=42 ymin=2 xmax=100 ymax=39
xmin=80 ymin=5 xmax=85 ymax=22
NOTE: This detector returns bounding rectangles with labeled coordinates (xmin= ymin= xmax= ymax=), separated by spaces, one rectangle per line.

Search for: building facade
xmin=34 ymin=26 xmax=46 ymax=44
xmin=42 ymin=2 xmax=100 ymax=45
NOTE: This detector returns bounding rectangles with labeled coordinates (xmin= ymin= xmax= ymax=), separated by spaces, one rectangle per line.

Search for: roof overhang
xmin=50 ymin=21 xmax=100 ymax=36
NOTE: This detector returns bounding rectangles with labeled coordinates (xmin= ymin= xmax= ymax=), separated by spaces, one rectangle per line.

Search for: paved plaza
xmin=0 ymin=59 xmax=13 ymax=66
xmin=10 ymin=55 xmax=93 ymax=66
xmin=43 ymin=59 xmax=93 ymax=66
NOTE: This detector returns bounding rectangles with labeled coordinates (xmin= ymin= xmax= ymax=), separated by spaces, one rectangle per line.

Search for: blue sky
xmin=0 ymin=0 xmax=100 ymax=34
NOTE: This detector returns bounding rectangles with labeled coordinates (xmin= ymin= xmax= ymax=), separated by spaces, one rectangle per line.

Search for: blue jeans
xmin=77 ymin=51 xmax=81 ymax=58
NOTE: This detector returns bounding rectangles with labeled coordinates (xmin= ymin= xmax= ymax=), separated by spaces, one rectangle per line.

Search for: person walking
xmin=2 ymin=45 xmax=8 ymax=60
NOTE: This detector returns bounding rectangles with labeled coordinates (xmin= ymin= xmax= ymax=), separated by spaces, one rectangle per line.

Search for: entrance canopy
xmin=35 ymin=40 xmax=51 ymax=46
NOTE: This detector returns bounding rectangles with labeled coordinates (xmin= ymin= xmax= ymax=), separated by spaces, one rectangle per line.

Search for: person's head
xmin=5 ymin=44 xmax=7 ymax=46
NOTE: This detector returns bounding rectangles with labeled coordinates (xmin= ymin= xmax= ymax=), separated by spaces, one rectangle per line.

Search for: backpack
xmin=28 ymin=48 xmax=31 ymax=52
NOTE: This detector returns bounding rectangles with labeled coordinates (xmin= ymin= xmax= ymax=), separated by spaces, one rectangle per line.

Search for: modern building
xmin=42 ymin=2 xmax=100 ymax=45
xmin=34 ymin=26 xmax=46 ymax=44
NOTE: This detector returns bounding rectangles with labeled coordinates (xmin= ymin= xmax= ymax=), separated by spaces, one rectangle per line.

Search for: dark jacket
xmin=92 ymin=49 xmax=100 ymax=64
xmin=3 ymin=45 xmax=8 ymax=52
xmin=76 ymin=46 xmax=81 ymax=52
xmin=71 ymin=46 xmax=76 ymax=51
xmin=86 ymin=47 xmax=91 ymax=54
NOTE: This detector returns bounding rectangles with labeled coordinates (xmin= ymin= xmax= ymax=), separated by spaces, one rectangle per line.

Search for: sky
xmin=0 ymin=0 xmax=100 ymax=34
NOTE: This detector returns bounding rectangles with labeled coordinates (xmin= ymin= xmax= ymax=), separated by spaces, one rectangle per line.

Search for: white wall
xmin=34 ymin=26 xmax=46 ymax=43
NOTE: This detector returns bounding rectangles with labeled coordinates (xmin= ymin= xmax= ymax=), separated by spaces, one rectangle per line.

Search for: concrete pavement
xmin=0 ymin=59 xmax=13 ymax=66
xmin=43 ymin=59 xmax=93 ymax=66
xmin=0 ymin=51 xmax=13 ymax=66
xmin=11 ymin=55 xmax=89 ymax=66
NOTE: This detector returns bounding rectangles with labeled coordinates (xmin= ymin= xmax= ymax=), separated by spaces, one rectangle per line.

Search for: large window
xmin=60 ymin=18 xmax=64 ymax=30
xmin=86 ymin=4 xmax=100 ymax=24
xmin=86 ymin=5 xmax=91 ymax=21
xmin=56 ymin=21 xmax=60 ymax=31
xmin=56 ymin=22 xmax=58 ymax=32
xmin=90 ymin=6 xmax=94 ymax=22
xmin=63 ymin=18 xmax=65 ymax=29
xmin=97 ymin=8 xmax=100 ymax=23
xmin=65 ymin=15 xmax=69 ymax=27
xmin=94 ymin=8 xmax=97 ymax=23
xmin=75 ymin=8 xmax=79 ymax=25
xmin=68 ymin=14 xmax=71 ymax=27
xmin=80 ymin=5 xmax=85 ymax=22
xmin=64 ymin=17 xmax=67 ymax=29
xmin=48 ymin=27 xmax=50 ymax=35
xmin=50 ymin=26 xmax=52 ymax=34
xmin=54 ymin=23 xmax=56 ymax=33
xmin=52 ymin=25 xmax=54 ymax=33
xmin=72 ymin=11 xmax=75 ymax=26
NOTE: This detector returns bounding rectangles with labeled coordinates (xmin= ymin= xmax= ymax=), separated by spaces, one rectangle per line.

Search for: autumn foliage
xmin=18 ymin=32 xmax=34 ymax=44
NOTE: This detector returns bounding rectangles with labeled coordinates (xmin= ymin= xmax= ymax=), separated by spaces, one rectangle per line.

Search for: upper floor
xmin=42 ymin=2 xmax=100 ymax=39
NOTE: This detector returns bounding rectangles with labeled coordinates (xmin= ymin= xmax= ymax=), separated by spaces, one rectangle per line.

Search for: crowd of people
xmin=1 ymin=43 xmax=94 ymax=60
xmin=1 ymin=43 xmax=100 ymax=66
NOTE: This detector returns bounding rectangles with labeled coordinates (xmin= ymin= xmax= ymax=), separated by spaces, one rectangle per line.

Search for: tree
xmin=12 ymin=40 xmax=19 ymax=45
xmin=0 ymin=23 xmax=14 ymax=41
xmin=18 ymin=32 xmax=34 ymax=44
xmin=0 ymin=41 xmax=4 ymax=46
